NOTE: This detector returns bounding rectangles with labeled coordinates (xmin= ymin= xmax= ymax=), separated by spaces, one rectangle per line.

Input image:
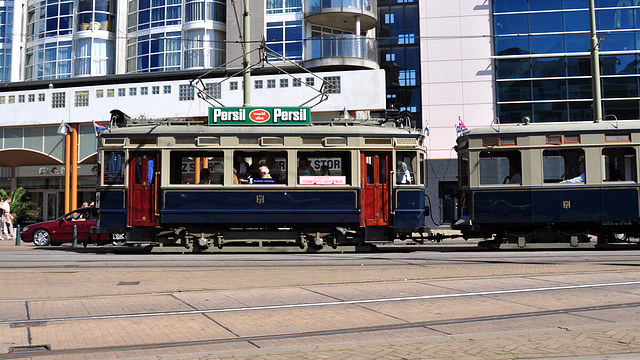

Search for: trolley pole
xmin=242 ymin=0 xmax=251 ymax=107
xmin=589 ymin=0 xmax=602 ymax=123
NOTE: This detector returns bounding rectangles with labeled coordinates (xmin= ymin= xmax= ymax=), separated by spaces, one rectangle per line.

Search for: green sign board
xmin=208 ymin=107 xmax=311 ymax=125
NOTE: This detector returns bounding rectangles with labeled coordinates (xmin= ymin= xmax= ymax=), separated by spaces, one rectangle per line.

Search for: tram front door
xmin=128 ymin=152 xmax=159 ymax=227
xmin=360 ymin=152 xmax=390 ymax=227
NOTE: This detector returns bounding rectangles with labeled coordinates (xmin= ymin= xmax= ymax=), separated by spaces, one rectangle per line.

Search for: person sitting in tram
xmin=320 ymin=165 xmax=330 ymax=176
xmin=199 ymin=168 xmax=211 ymax=184
xmin=259 ymin=166 xmax=272 ymax=179
xmin=562 ymin=162 xmax=585 ymax=183
xmin=298 ymin=157 xmax=316 ymax=176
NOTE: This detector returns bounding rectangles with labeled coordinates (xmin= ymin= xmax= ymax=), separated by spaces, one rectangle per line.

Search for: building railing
xmin=305 ymin=0 xmax=376 ymax=16
xmin=304 ymin=34 xmax=378 ymax=63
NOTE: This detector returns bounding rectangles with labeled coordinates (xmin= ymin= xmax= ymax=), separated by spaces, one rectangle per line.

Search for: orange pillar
xmin=71 ymin=124 xmax=78 ymax=210
xmin=202 ymin=157 xmax=209 ymax=172
xmin=194 ymin=157 xmax=201 ymax=184
xmin=64 ymin=132 xmax=71 ymax=214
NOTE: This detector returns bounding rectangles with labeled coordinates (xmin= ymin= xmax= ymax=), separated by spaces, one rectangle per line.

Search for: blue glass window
xmin=530 ymin=12 xmax=563 ymax=33
xmin=60 ymin=2 xmax=72 ymax=15
xmin=267 ymin=22 xmax=283 ymax=41
xmin=565 ymin=34 xmax=589 ymax=52
xmin=533 ymin=79 xmax=566 ymax=100
xmin=531 ymin=34 xmax=564 ymax=53
xmin=497 ymin=80 xmax=532 ymax=102
xmin=139 ymin=10 xmax=150 ymax=24
xmin=167 ymin=6 xmax=181 ymax=19
xmin=603 ymin=99 xmax=639 ymax=120
xmin=564 ymin=0 xmax=587 ymax=10
xmin=495 ymin=36 xmax=529 ymax=55
xmin=532 ymin=57 xmax=566 ymax=77
xmin=567 ymin=78 xmax=593 ymax=99
xmin=285 ymin=21 xmax=302 ymax=41
xmin=496 ymin=58 xmax=531 ymax=79
xmin=494 ymin=14 xmax=528 ymax=36
xmin=533 ymin=102 xmax=567 ymax=122
xmin=567 ymin=56 xmax=591 ymax=76
xmin=599 ymin=32 xmax=635 ymax=51
xmin=529 ymin=0 xmax=558 ymax=11
xmin=564 ymin=10 xmax=589 ymax=31
xmin=497 ymin=103 xmax=532 ymax=124
xmin=603 ymin=77 xmax=638 ymax=98
xmin=140 ymin=0 xmax=151 ymax=9
xmin=493 ymin=0 xmax=527 ymax=13
xmin=568 ymin=102 xmax=593 ymax=121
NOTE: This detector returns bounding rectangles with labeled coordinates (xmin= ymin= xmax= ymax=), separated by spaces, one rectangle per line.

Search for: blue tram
xmin=93 ymin=109 xmax=429 ymax=251
xmin=453 ymin=120 xmax=640 ymax=248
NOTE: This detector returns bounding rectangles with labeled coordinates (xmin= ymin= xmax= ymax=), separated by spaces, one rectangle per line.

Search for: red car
xmin=20 ymin=207 xmax=99 ymax=246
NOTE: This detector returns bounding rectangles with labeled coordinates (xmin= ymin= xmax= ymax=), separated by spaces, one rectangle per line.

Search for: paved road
xmin=1 ymin=240 xmax=640 ymax=359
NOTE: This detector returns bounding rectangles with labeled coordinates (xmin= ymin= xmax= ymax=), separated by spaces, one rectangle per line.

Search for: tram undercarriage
xmin=118 ymin=226 xmax=391 ymax=253
xmin=472 ymin=224 xmax=640 ymax=249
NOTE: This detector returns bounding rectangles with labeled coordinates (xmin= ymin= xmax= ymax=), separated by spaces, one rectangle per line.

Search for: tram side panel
xmin=470 ymin=186 xmax=640 ymax=234
xmin=161 ymin=188 xmax=361 ymax=228
xmin=96 ymin=188 xmax=127 ymax=232
xmin=393 ymin=188 xmax=428 ymax=233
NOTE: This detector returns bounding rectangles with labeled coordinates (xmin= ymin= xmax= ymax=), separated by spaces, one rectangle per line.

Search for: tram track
xmin=2 ymin=301 xmax=640 ymax=359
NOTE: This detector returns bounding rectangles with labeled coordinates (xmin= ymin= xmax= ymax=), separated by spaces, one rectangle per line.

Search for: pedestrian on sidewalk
xmin=1 ymin=197 xmax=14 ymax=240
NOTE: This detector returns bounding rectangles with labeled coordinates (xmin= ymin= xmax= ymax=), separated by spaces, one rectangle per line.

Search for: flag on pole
xmin=456 ymin=116 xmax=467 ymax=134
xmin=93 ymin=121 xmax=109 ymax=136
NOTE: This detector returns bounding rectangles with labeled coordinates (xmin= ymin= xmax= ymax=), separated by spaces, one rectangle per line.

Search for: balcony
xmin=304 ymin=34 xmax=378 ymax=69
xmin=305 ymin=0 xmax=377 ymax=33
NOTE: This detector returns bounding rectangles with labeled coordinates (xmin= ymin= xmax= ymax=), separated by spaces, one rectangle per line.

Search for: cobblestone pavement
xmin=1 ymin=241 xmax=640 ymax=360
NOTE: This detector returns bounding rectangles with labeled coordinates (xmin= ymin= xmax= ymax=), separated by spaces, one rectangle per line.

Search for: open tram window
xmin=479 ymin=150 xmax=521 ymax=185
xmin=233 ymin=151 xmax=287 ymax=184
xmin=602 ymin=147 xmax=637 ymax=182
xmin=396 ymin=151 xmax=417 ymax=185
xmin=298 ymin=152 xmax=350 ymax=185
xmin=169 ymin=151 xmax=224 ymax=184
xmin=104 ymin=151 xmax=124 ymax=185
xmin=543 ymin=149 xmax=585 ymax=183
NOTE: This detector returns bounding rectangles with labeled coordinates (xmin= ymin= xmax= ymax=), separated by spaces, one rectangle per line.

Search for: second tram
xmin=454 ymin=120 xmax=640 ymax=248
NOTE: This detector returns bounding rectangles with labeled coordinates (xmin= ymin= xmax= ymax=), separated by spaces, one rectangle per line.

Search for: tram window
xmin=396 ymin=151 xmax=417 ymax=185
xmin=233 ymin=151 xmax=287 ymax=184
xmin=133 ymin=155 xmax=156 ymax=185
xmin=479 ymin=150 xmax=521 ymax=185
xmin=602 ymin=147 xmax=637 ymax=182
xmin=298 ymin=152 xmax=350 ymax=185
xmin=543 ymin=149 xmax=585 ymax=183
xmin=169 ymin=152 xmax=224 ymax=184
xmin=104 ymin=151 xmax=124 ymax=185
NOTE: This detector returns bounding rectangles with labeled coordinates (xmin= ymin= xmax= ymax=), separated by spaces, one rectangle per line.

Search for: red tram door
xmin=360 ymin=153 xmax=390 ymax=227
xmin=128 ymin=152 xmax=159 ymax=227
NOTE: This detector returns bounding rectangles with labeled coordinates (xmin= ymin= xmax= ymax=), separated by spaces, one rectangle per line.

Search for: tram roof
xmin=459 ymin=120 xmax=640 ymax=138
xmin=101 ymin=121 xmax=424 ymax=138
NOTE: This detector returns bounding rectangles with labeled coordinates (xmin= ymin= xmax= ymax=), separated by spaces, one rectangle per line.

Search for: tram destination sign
xmin=208 ymin=107 xmax=311 ymax=126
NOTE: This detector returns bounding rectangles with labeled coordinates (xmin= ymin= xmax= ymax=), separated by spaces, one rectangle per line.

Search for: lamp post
xmin=589 ymin=0 xmax=602 ymax=123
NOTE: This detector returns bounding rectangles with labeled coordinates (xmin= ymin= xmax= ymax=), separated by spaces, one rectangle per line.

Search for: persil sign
xmin=208 ymin=107 xmax=311 ymax=125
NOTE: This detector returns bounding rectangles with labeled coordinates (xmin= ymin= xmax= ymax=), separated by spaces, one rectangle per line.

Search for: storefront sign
xmin=209 ymin=107 xmax=311 ymax=125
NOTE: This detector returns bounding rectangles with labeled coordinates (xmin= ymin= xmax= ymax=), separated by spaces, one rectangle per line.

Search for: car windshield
xmin=63 ymin=208 xmax=94 ymax=221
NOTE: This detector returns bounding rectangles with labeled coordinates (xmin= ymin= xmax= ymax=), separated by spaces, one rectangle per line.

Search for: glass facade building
xmin=0 ymin=4 xmax=12 ymax=82
xmin=495 ymin=0 xmax=640 ymax=123
xmin=126 ymin=0 xmax=226 ymax=72
xmin=378 ymin=0 xmax=421 ymax=125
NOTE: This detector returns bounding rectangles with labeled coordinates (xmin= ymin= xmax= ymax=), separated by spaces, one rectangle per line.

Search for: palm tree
xmin=0 ymin=187 xmax=37 ymax=219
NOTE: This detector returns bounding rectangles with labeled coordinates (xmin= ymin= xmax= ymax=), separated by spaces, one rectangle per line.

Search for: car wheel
xmin=32 ymin=229 xmax=51 ymax=246
xmin=112 ymin=233 xmax=126 ymax=246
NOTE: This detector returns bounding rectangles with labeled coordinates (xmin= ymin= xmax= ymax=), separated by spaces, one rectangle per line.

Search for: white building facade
xmin=0 ymin=0 xmax=387 ymax=220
